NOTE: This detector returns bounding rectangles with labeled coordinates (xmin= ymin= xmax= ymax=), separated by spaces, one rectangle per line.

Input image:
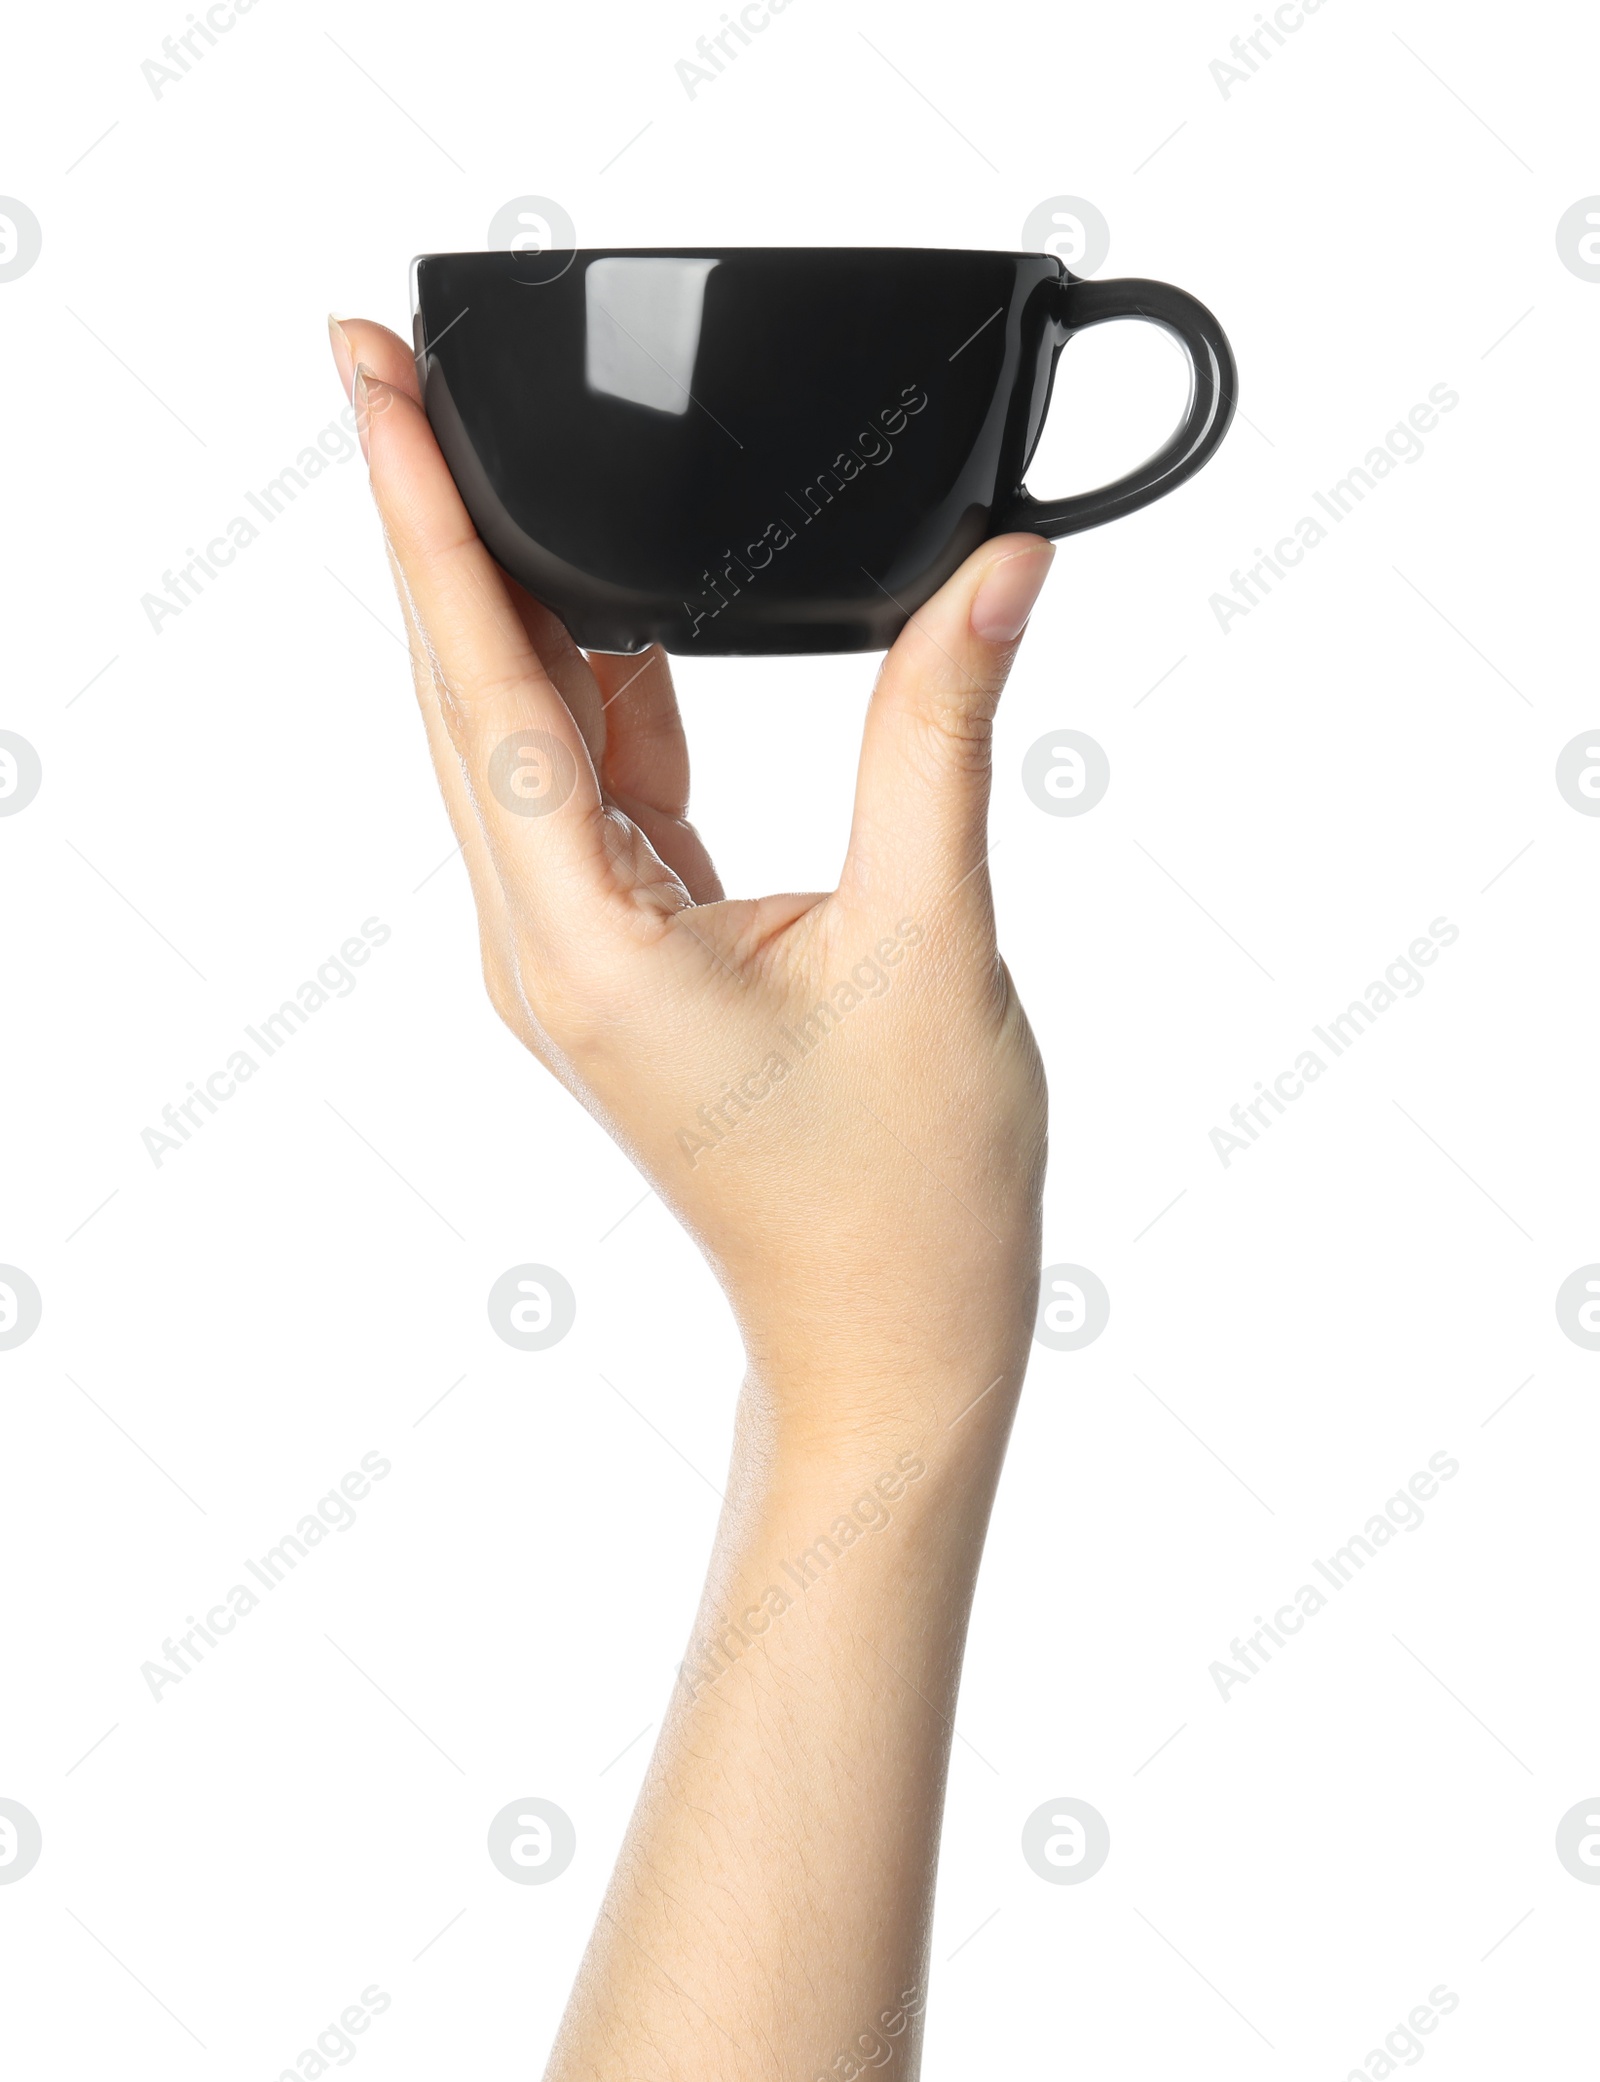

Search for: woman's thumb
xmin=844 ymin=535 xmax=1054 ymax=905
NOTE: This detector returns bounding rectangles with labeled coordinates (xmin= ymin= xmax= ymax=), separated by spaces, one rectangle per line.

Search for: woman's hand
xmin=331 ymin=310 xmax=1058 ymax=2081
xmin=329 ymin=316 xmax=1052 ymax=1442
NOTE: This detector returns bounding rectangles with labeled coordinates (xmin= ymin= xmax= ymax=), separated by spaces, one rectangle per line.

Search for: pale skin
xmin=329 ymin=314 xmax=1055 ymax=2080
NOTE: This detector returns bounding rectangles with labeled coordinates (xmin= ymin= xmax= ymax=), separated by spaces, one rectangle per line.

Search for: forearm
xmin=545 ymin=1366 xmax=1023 ymax=2082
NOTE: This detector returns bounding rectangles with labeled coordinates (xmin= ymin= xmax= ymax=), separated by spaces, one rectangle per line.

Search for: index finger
xmin=355 ymin=356 xmax=616 ymax=923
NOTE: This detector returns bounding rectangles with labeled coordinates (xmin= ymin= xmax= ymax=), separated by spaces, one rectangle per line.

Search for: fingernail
xmin=352 ymin=363 xmax=381 ymax=463
xmin=970 ymin=544 xmax=1054 ymax=643
xmin=328 ymin=314 xmax=354 ymax=399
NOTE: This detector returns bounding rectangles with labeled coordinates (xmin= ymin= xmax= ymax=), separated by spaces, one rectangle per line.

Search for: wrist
xmin=729 ymin=1271 xmax=1038 ymax=1446
xmin=738 ymin=1348 xmax=1027 ymax=1472
xmin=720 ymin=1346 xmax=1027 ymax=1553
xmin=678 ymin=1406 xmax=1009 ymax=1712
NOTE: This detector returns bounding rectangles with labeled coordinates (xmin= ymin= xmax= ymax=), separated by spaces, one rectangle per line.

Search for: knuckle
xmin=914 ymin=695 xmax=995 ymax=776
xmin=480 ymin=945 xmax=530 ymax=1038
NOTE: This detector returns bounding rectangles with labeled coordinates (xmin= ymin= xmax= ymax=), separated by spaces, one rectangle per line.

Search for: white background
xmin=3 ymin=0 xmax=1598 ymax=2074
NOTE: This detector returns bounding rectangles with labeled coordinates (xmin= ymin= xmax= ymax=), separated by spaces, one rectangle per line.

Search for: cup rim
xmin=412 ymin=245 xmax=1066 ymax=265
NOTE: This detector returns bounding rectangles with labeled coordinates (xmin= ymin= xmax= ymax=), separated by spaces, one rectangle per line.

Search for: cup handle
xmin=995 ymin=275 xmax=1237 ymax=538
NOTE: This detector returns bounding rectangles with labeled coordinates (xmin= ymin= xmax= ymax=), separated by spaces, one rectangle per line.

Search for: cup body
xmin=412 ymin=247 xmax=1089 ymax=654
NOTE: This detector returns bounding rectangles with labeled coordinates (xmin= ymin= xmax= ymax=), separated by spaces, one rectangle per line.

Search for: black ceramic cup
xmin=411 ymin=247 xmax=1235 ymax=655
